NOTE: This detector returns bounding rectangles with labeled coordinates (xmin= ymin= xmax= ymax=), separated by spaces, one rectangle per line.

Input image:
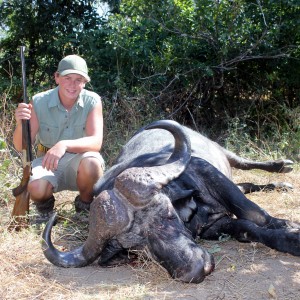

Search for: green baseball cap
xmin=57 ymin=54 xmax=91 ymax=82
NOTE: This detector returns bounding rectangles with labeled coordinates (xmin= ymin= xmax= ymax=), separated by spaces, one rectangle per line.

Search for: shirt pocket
xmin=39 ymin=123 xmax=60 ymax=147
xmin=72 ymin=124 xmax=86 ymax=139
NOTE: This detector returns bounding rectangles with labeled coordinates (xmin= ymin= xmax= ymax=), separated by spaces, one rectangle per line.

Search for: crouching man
xmin=13 ymin=54 xmax=105 ymax=223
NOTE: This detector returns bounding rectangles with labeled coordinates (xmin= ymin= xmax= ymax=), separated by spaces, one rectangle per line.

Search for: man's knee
xmin=28 ymin=179 xmax=53 ymax=201
xmin=78 ymin=157 xmax=104 ymax=180
xmin=76 ymin=157 xmax=104 ymax=203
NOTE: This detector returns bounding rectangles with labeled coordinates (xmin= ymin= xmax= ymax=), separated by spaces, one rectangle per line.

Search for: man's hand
xmin=42 ymin=142 xmax=67 ymax=171
xmin=15 ymin=103 xmax=32 ymax=124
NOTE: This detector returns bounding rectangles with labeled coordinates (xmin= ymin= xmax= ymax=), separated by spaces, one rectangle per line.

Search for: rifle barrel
xmin=20 ymin=46 xmax=33 ymax=163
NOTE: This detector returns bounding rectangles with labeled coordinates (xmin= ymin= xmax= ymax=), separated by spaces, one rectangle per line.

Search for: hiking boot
xmin=74 ymin=195 xmax=90 ymax=222
xmin=74 ymin=195 xmax=91 ymax=213
xmin=31 ymin=196 xmax=55 ymax=225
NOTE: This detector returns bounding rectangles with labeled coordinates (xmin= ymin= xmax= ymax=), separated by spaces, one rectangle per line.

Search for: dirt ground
xmin=0 ymin=167 xmax=299 ymax=300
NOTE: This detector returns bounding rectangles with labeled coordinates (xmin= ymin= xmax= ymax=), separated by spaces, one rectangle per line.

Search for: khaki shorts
xmin=29 ymin=152 xmax=105 ymax=193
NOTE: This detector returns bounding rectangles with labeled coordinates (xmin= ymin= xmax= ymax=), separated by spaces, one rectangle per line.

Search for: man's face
xmin=55 ymin=73 xmax=87 ymax=102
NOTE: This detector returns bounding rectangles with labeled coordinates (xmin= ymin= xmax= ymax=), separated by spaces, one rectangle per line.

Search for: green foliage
xmin=105 ymin=0 xmax=299 ymax=120
xmin=0 ymin=139 xmax=16 ymax=204
xmin=0 ymin=0 xmax=299 ymax=159
xmin=0 ymin=0 xmax=101 ymax=93
xmin=102 ymin=94 xmax=163 ymax=165
xmin=224 ymin=103 xmax=300 ymax=160
xmin=0 ymin=155 xmax=10 ymax=189
xmin=0 ymin=91 xmax=20 ymax=204
xmin=0 ymin=137 xmax=6 ymax=150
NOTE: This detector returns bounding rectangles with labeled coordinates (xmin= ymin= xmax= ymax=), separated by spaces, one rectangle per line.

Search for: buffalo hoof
xmin=277 ymin=159 xmax=293 ymax=173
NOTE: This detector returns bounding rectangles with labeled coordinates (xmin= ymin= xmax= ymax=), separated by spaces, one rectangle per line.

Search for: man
xmin=13 ymin=54 xmax=105 ymax=223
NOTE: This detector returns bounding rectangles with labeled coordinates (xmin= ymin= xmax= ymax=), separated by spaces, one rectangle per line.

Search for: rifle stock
xmin=11 ymin=46 xmax=32 ymax=230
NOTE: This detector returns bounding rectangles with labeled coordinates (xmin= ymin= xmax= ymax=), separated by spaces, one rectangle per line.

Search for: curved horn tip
xmin=42 ymin=212 xmax=58 ymax=241
xmin=48 ymin=211 xmax=58 ymax=226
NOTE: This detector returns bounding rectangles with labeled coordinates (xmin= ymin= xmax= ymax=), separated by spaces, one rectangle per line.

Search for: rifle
xmin=11 ymin=46 xmax=33 ymax=230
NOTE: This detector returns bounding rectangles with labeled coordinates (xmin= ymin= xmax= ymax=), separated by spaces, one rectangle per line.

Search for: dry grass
xmin=0 ymin=166 xmax=299 ymax=299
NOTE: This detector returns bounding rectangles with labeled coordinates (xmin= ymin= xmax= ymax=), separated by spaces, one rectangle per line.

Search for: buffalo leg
xmin=224 ymin=150 xmax=293 ymax=173
xmin=237 ymin=182 xmax=293 ymax=194
xmin=201 ymin=216 xmax=300 ymax=256
xmin=188 ymin=158 xmax=294 ymax=229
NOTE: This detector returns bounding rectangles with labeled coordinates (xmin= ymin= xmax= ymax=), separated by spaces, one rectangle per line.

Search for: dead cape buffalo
xmin=42 ymin=120 xmax=300 ymax=283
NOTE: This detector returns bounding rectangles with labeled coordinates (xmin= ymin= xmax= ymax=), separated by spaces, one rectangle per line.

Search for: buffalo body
xmin=43 ymin=120 xmax=299 ymax=283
